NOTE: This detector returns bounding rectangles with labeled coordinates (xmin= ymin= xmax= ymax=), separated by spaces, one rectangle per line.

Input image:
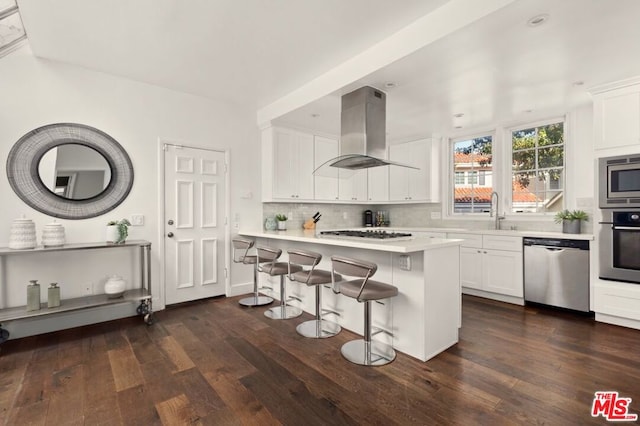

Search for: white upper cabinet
xmin=367 ymin=166 xmax=389 ymax=202
xmin=265 ymin=127 xmax=314 ymax=201
xmin=389 ymin=138 xmax=438 ymax=202
xmin=338 ymin=169 xmax=368 ymax=201
xmin=314 ymin=136 xmax=339 ymax=201
xmin=593 ymin=81 xmax=640 ymax=150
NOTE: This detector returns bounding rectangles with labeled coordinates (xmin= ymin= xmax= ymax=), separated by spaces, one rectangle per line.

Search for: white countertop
xmin=371 ymin=226 xmax=595 ymax=241
xmin=238 ymin=229 xmax=463 ymax=253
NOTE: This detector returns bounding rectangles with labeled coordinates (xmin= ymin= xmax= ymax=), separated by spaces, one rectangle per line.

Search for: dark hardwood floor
xmin=0 ymin=295 xmax=638 ymax=425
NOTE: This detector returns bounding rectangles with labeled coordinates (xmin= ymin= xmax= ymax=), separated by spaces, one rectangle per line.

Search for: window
xmin=0 ymin=0 xmax=26 ymax=58
xmin=511 ymin=121 xmax=564 ymax=213
xmin=452 ymin=135 xmax=493 ymax=213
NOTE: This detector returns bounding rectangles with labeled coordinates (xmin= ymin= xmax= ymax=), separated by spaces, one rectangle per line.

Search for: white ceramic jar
xmin=104 ymin=275 xmax=126 ymax=298
xmin=42 ymin=221 xmax=65 ymax=247
xmin=9 ymin=218 xmax=37 ymax=250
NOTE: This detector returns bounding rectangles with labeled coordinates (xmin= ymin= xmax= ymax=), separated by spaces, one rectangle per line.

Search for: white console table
xmin=0 ymin=240 xmax=153 ymax=342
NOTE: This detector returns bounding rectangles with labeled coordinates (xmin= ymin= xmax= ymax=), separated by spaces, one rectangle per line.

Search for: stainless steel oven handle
xmin=611 ymin=226 xmax=640 ymax=231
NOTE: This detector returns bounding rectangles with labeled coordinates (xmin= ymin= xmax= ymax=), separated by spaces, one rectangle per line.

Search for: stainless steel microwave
xmin=599 ymin=154 xmax=640 ymax=208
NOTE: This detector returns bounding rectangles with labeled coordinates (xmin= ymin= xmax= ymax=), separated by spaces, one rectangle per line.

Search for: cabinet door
xmin=389 ymin=139 xmax=431 ymax=201
xmin=594 ymin=86 xmax=640 ymax=150
xmin=314 ymin=136 xmax=339 ymax=201
xmin=296 ymin=132 xmax=315 ymax=200
xmin=407 ymin=140 xmax=429 ymax=201
xmin=272 ymin=128 xmax=297 ymax=199
xmin=339 ymin=169 xmax=367 ymax=201
xmin=482 ymin=249 xmax=523 ymax=297
xmin=272 ymin=128 xmax=314 ymax=200
xmin=367 ymin=167 xmax=389 ymax=202
xmin=460 ymin=247 xmax=483 ymax=290
xmin=389 ymin=143 xmax=410 ymax=201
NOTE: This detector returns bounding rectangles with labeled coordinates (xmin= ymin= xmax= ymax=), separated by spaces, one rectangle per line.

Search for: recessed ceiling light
xmin=454 ymin=125 xmax=463 ymax=129
xmin=311 ymin=113 xmax=320 ymax=118
xmin=384 ymin=82 xmax=397 ymax=89
xmin=453 ymin=113 xmax=464 ymax=118
xmin=573 ymin=81 xmax=585 ymax=87
xmin=527 ymin=14 xmax=549 ymax=27
xmin=524 ymin=109 xmax=533 ymax=113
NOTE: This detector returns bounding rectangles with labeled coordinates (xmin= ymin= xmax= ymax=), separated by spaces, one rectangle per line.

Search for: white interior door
xmin=164 ymin=144 xmax=227 ymax=305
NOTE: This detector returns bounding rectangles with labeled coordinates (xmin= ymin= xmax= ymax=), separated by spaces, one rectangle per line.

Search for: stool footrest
xmin=287 ymin=295 xmax=302 ymax=303
xmin=321 ymin=308 xmax=340 ymax=317
xmin=371 ymin=326 xmax=393 ymax=338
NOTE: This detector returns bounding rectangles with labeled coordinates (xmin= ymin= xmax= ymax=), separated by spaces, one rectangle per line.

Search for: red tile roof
xmin=454 ymin=152 xmax=491 ymax=164
xmin=454 ymin=182 xmax=540 ymax=203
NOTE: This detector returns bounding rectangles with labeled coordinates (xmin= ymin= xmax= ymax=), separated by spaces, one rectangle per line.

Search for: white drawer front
xmin=447 ymin=233 xmax=482 ymax=248
xmin=483 ymin=235 xmax=522 ymax=252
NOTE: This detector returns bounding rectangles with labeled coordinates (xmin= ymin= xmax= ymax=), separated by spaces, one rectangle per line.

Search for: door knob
xmin=167 ymin=232 xmax=174 ymax=238
xmin=168 ymin=219 xmax=174 ymax=225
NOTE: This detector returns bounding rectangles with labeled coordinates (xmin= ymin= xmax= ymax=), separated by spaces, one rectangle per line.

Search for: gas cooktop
xmin=319 ymin=230 xmax=413 ymax=241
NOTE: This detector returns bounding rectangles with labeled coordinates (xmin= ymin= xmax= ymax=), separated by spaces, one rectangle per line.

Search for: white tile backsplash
xmin=263 ymin=202 xmax=592 ymax=234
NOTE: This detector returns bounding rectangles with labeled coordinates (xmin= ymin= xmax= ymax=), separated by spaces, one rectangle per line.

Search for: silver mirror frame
xmin=6 ymin=123 xmax=134 ymax=219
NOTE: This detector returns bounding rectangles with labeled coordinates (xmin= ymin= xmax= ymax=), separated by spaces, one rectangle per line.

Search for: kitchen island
xmin=238 ymin=229 xmax=462 ymax=362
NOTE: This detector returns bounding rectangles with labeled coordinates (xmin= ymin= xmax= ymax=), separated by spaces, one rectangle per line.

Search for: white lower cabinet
xmin=450 ymin=233 xmax=523 ymax=300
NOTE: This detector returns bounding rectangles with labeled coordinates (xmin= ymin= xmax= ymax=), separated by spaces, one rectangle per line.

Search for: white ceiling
xmin=15 ymin=0 xmax=640 ymax=141
xmin=16 ymin=0 xmax=447 ymax=110
xmin=276 ymin=0 xmax=640 ymax=141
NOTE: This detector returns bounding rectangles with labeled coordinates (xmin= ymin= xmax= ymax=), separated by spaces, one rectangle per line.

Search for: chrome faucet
xmin=490 ymin=191 xmax=505 ymax=230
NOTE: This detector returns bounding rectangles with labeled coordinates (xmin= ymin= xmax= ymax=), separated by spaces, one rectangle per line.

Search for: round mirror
xmin=38 ymin=144 xmax=113 ymax=200
xmin=6 ymin=123 xmax=134 ymax=219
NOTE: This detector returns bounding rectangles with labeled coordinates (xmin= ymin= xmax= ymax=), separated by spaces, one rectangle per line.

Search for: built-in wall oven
xmin=599 ymin=210 xmax=640 ymax=284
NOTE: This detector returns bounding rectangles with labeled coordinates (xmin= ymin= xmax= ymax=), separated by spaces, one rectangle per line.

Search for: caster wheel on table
xmin=0 ymin=328 xmax=9 ymax=344
xmin=144 ymin=313 xmax=154 ymax=325
xmin=137 ymin=304 xmax=149 ymax=315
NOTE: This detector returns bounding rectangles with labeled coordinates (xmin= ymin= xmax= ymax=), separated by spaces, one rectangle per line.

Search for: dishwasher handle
xmin=528 ymin=245 xmax=569 ymax=251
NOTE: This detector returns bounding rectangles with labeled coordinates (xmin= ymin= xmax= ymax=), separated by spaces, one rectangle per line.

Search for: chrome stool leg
xmin=341 ymin=301 xmax=396 ymax=366
xmin=239 ymin=263 xmax=273 ymax=307
xmin=264 ymin=275 xmax=302 ymax=319
xmin=296 ymin=285 xmax=341 ymax=338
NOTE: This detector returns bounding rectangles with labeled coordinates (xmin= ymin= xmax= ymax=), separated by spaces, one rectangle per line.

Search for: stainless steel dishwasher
xmin=523 ymin=237 xmax=590 ymax=312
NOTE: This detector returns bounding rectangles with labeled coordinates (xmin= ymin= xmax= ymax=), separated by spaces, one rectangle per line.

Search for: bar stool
xmin=257 ymin=245 xmax=303 ymax=320
xmin=331 ymin=255 xmax=398 ymax=366
xmin=287 ymin=249 xmax=341 ymax=338
xmin=232 ymin=237 xmax=274 ymax=307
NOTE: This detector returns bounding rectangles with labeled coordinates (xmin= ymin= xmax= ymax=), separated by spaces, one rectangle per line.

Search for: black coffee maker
xmin=363 ymin=210 xmax=374 ymax=227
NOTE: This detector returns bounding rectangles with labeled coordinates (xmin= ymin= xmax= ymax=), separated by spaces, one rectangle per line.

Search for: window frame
xmin=445 ymin=116 xmax=568 ymax=222
xmin=448 ymin=131 xmax=496 ymax=216
xmin=507 ymin=117 xmax=566 ymax=215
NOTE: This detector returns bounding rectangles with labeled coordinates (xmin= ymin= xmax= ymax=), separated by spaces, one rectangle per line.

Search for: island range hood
xmin=313 ymin=85 xmax=417 ymax=175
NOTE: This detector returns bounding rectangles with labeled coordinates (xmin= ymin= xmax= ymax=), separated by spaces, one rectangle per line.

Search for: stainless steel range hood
xmin=313 ymin=86 xmax=418 ymax=175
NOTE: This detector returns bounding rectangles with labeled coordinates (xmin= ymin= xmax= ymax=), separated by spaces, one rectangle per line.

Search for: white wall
xmin=0 ymin=45 xmax=262 ymax=335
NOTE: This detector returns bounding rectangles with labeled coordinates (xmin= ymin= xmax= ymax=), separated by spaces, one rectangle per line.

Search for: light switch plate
xmin=130 ymin=214 xmax=144 ymax=226
xmin=399 ymin=255 xmax=411 ymax=271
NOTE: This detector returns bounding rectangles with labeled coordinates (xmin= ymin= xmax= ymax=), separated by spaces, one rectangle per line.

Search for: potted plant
xmin=106 ymin=219 xmax=131 ymax=243
xmin=554 ymin=209 xmax=589 ymax=234
xmin=275 ymin=214 xmax=288 ymax=231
